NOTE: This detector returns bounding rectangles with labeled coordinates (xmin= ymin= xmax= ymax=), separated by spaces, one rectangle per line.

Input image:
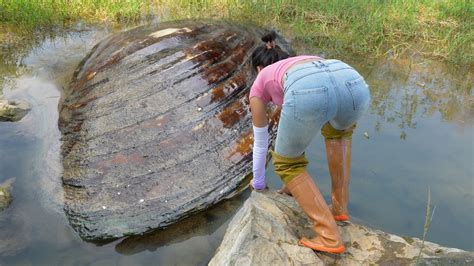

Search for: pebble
xmin=86 ymin=71 xmax=97 ymax=80
xmin=139 ymin=199 xmax=144 ymax=203
xmin=416 ymin=82 xmax=426 ymax=87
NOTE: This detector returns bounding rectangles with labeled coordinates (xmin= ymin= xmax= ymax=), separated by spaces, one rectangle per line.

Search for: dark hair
xmin=251 ymin=31 xmax=289 ymax=71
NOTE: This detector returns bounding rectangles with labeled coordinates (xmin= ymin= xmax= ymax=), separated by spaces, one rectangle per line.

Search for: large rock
xmin=210 ymin=190 xmax=474 ymax=265
xmin=58 ymin=20 xmax=291 ymax=240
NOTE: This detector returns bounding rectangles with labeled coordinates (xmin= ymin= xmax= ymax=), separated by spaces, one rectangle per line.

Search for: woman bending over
xmin=249 ymin=31 xmax=370 ymax=254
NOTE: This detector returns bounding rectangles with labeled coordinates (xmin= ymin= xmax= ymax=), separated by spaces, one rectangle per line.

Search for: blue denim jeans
xmin=275 ymin=59 xmax=371 ymax=158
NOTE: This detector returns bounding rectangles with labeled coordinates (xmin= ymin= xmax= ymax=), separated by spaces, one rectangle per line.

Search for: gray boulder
xmin=0 ymin=177 xmax=15 ymax=211
xmin=59 ymin=20 xmax=290 ymax=241
xmin=210 ymin=190 xmax=474 ymax=265
xmin=0 ymin=99 xmax=30 ymax=122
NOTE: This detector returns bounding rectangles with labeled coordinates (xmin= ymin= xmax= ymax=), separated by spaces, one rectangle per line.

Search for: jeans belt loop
xmin=283 ymin=72 xmax=289 ymax=94
xmin=311 ymin=61 xmax=321 ymax=68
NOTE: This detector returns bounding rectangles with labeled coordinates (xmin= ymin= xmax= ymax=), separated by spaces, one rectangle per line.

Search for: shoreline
xmin=210 ymin=189 xmax=474 ymax=265
xmin=0 ymin=1 xmax=472 ymax=68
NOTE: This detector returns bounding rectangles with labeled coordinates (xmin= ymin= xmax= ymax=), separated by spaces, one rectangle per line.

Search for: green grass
xmin=0 ymin=0 xmax=473 ymax=67
xmin=0 ymin=0 xmax=146 ymax=26
xmin=415 ymin=187 xmax=436 ymax=264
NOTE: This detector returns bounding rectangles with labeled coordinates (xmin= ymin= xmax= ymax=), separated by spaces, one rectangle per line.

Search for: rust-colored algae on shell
xmin=211 ymin=84 xmax=226 ymax=100
xmin=218 ymin=100 xmax=248 ymax=128
xmin=213 ymin=72 xmax=247 ymax=101
xmin=227 ymin=130 xmax=254 ymax=162
xmin=58 ymin=20 xmax=293 ymax=241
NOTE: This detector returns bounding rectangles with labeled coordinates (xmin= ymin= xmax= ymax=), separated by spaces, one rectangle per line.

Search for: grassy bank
xmin=0 ymin=0 xmax=472 ymax=67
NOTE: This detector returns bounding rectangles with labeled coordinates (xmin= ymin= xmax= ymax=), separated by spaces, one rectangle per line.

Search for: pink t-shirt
xmin=249 ymin=55 xmax=321 ymax=106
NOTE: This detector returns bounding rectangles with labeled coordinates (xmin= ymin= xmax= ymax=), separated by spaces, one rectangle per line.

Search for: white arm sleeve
xmin=252 ymin=125 xmax=269 ymax=189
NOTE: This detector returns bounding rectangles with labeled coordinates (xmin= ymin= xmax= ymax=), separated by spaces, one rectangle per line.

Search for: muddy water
xmin=0 ymin=26 xmax=472 ymax=264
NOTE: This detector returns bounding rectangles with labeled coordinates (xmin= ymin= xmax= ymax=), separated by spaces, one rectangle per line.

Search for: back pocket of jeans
xmin=292 ymin=87 xmax=328 ymax=122
xmin=345 ymin=77 xmax=370 ymax=111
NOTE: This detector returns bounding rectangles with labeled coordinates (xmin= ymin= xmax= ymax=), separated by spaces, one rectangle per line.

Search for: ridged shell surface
xmin=59 ymin=20 xmax=290 ymax=240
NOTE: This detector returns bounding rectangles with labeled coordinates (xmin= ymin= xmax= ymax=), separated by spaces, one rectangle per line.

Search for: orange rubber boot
xmin=286 ymin=171 xmax=345 ymax=254
xmin=325 ymin=139 xmax=352 ymax=221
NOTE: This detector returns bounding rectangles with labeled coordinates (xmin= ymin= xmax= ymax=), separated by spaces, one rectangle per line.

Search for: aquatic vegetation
xmin=415 ymin=188 xmax=437 ymax=265
xmin=0 ymin=0 xmax=472 ymax=67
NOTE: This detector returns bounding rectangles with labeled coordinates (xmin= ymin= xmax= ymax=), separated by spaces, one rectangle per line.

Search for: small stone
xmin=0 ymin=100 xmax=31 ymax=122
xmin=117 ymin=192 xmax=121 ymax=195
xmin=352 ymin=241 xmax=361 ymax=249
xmin=197 ymin=107 xmax=202 ymax=111
xmin=416 ymin=82 xmax=426 ymax=87
xmin=363 ymin=132 xmax=370 ymax=139
xmin=102 ymin=206 xmax=107 ymax=210
xmin=139 ymin=199 xmax=144 ymax=203
xmin=86 ymin=71 xmax=97 ymax=80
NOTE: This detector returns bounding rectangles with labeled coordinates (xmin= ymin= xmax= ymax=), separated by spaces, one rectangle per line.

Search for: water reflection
xmin=1 ymin=25 xmax=84 ymax=91
xmin=359 ymin=57 xmax=473 ymax=139
xmin=0 ymin=26 xmax=110 ymax=262
xmin=115 ymin=191 xmax=246 ymax=255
